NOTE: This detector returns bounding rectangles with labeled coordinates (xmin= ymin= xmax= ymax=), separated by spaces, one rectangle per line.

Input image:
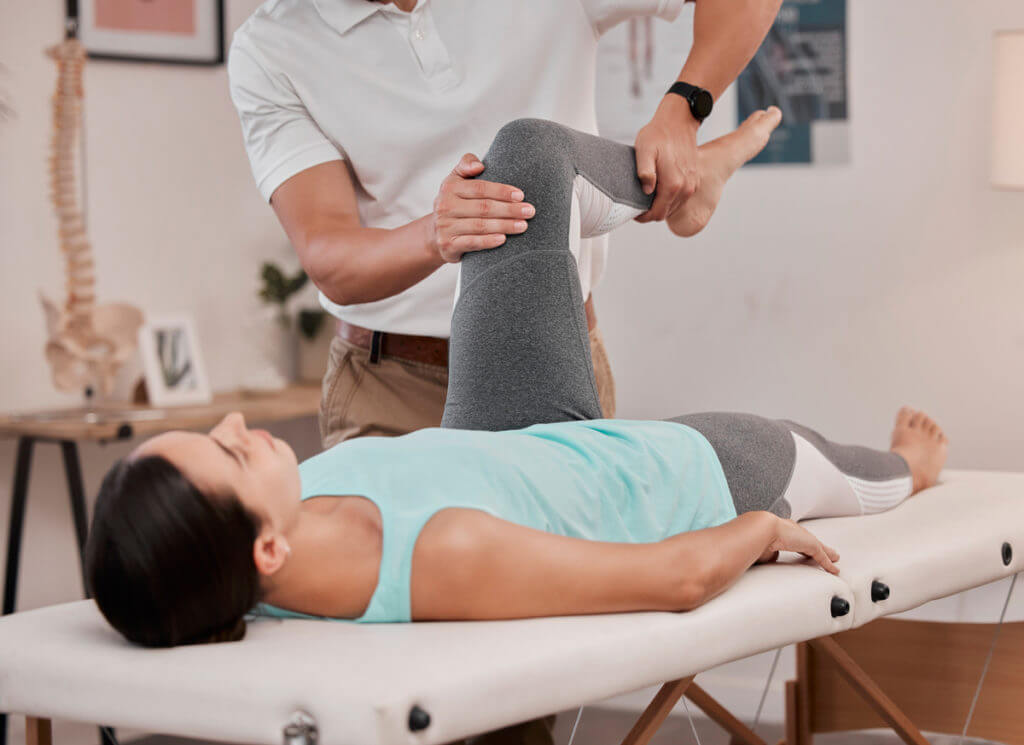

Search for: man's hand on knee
xmin=427 ymin=153 xmax=536 ymax=263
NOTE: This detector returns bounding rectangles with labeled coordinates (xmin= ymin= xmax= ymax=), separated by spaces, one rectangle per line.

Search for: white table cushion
xmin=802 ymin=469 xmax=1024 ymax=627
xmin=0 ymin=558 xmax=852 ymax=745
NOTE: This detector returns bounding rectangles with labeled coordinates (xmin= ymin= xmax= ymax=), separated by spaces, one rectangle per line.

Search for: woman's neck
xmin=260 ymin=496 xmax=382 ymax=618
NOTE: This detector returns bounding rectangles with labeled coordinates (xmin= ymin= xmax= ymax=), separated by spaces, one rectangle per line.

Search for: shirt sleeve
xmin=227 ymin=39 xmax=345 ymax=203
xmin=577 ymin=0 xmax=687 ymax=37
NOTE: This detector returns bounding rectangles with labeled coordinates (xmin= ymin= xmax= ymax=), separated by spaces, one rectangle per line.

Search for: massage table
xmin=0 ymin=470 xmax=1021 ymax=745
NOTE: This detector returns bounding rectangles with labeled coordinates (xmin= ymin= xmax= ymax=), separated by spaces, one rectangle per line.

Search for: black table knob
xmin=871 ymin=580 xmax=890 ymax=602
xmin=830 ymin=596 xmax=850 ymax=617
xmin=1003 ymin=542 xmax=1013 ymax=567
xmin=409 ymin=706 xmax=431 ymax=732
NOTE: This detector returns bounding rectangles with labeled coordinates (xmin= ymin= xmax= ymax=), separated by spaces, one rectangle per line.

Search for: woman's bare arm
xmin=410 ymin=508 xmax=794 ymax=621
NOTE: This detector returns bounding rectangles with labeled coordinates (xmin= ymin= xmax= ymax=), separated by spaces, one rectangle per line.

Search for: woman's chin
xmin=279 ymin=439 xmax=299 ymax=465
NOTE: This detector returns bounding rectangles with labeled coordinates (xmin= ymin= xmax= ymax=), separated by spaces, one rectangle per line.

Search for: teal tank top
xmin=255 ymin=419 xmax=735 ymax=623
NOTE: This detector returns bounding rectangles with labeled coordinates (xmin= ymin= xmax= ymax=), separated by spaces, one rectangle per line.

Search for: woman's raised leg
xmin=440 ymin=111 xmax=783 ymax=431
xmin=441 ymin=118 xmax=653 ymax=431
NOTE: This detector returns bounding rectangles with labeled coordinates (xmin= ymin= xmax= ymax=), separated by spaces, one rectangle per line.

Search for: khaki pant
xmin=319 ymin=325 xmax=616 ymax=449
xmin=317 ymin=325 xmax=616 ymax=745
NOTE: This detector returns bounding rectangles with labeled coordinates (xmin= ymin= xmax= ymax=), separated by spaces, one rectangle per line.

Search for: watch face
xmin=692 ymin=89 xmax=714 ymax=120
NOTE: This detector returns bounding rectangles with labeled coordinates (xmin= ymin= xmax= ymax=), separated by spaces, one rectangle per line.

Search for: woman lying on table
xmin=85 ymin=109 xmax=948 ymax=647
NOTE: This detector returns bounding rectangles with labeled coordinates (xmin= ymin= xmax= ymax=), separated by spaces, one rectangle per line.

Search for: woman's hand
xmin=427 ymin=153 xmax=536 ymax=263
xmin=763 ymin=516 xmax=840 ymax=575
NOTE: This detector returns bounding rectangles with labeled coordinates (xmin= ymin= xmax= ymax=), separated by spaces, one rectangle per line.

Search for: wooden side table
xmin=0 ymin=384 xmax=321 ymax=745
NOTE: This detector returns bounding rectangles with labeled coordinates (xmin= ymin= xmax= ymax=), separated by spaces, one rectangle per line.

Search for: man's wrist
xmin=659 ymin=90 xmax=701 ymax=129
xmin=665 ymin=80 xmax=714 ymax=126
xmin=415 ymin=214 xmax=446 ymax=270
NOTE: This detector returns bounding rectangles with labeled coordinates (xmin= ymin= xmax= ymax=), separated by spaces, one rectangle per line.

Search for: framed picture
xmin=77 ymin=0 xmax=225 ymax=65
xmin=137 ymin=315 xmax=213 ymax=407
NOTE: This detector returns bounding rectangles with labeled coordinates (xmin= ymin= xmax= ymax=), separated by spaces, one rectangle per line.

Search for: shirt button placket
xmin=410 ymin=7 xmax=457 ymax=89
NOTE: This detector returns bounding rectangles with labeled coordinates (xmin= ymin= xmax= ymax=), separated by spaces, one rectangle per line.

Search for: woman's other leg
xmin=670 ymin=407 xmax=947 ymax=520
xmin=441 ymin=118 xmax=652 ymax=431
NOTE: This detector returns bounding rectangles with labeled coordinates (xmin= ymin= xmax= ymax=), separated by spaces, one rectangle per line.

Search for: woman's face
xmin=132 ymin=412 xmax=302 ymax=535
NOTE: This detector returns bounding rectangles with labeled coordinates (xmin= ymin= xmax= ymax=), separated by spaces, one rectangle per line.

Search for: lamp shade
xmin=992 ymin=30 xmax=1024 ymax=190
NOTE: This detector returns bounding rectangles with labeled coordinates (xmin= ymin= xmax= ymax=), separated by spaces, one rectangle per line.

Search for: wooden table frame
xmin=618 ymin=617 xmax=1023 ymax=745
xmin=787 ymin=619 xmax=1024 ymax=745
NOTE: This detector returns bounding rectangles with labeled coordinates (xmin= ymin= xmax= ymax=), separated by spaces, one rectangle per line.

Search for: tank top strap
xmin=355 ymin=500 xmax=441 ymax=623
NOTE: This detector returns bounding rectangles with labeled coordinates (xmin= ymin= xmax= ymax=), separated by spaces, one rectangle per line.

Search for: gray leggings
xmin=440 ymin=118 xmax=910 ymax=519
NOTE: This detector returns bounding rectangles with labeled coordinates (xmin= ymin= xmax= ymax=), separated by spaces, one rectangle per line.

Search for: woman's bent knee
xmin=483 ymin=118 xmax=575 ymax=181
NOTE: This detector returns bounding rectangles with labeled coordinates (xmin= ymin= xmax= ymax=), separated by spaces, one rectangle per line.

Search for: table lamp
xmin=992 ymin=30 xmax=1024 ymax=190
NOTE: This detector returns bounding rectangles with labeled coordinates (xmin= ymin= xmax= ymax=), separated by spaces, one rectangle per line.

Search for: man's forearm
xmin=304 ymin=214 xmax=445 ymax=307
xmin=674 ymin=0 xmax=783 ymax=99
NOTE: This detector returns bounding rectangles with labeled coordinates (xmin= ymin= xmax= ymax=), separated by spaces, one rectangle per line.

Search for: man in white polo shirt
xmin=228 ymin=1 xmax=778 ymax=740
xmin=229 ymin=0 xmax=781 ymax=445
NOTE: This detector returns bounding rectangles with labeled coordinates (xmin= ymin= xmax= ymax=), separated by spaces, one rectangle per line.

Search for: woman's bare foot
xmin=667 ymin=106 xmax=783 ymax=238
xmin=890 ymin=406 xmax=949 ymax=494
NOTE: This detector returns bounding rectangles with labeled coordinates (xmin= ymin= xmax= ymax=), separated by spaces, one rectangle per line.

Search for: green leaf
xmin=298 ymin=308 xmax=328 ymax=339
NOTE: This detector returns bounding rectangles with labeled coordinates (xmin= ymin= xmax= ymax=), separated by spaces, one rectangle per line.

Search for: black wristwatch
xmin=666 ymin=81 xmax=714 ymax=123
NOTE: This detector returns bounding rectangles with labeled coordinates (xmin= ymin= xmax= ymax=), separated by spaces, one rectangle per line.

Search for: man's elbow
xmin=302 ymin=234 xmax=357 ymax=306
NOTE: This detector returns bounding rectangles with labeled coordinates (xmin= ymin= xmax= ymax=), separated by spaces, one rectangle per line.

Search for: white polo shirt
xmin=228 ymin=0 xmax=684 ymax=338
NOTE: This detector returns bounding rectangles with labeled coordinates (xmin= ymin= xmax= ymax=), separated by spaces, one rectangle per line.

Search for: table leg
xmin=59 ymin=442 xmax=119 ymax=745
xmin=60 ymin=441 xmax=89 ymax=596
xmin=2 ymin=437 xmax=35 ymax=745
xmin=1 ymin=439 xmax=118 ymax=745
xmin=3 ymin=437 xmax=34 ymax=616
xmin=25 ymin=718 xmax=51 ymax=745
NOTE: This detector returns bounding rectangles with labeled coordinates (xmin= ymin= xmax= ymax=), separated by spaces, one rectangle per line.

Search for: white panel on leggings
xmin=784 ymin=432 xmax=914 ymax=521
xmin=848 ymin=473 xmax=914 ymax=514
xmin=573 ymin=174 xmax=645 ymax=238
xmin=784 ymin=431 xmax=863 ymax=521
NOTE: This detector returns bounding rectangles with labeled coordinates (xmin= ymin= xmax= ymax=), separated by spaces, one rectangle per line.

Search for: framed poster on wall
xmin=77 ymin=0 xmax=225 ymax=65
xmin=737 ymin=0 xmax=849 ymax=165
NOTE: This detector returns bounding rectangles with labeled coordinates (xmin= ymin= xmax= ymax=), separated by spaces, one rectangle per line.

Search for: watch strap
xmin=666 ymin=81 xmax=713 ymax=122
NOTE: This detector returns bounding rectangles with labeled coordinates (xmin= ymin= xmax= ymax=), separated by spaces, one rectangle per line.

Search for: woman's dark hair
xmin=84 ymin=454 xmax=264 ymax=647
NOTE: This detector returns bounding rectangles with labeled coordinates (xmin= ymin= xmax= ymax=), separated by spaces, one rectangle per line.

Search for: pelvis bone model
xmin=40 ymin=38 xmax=144 ymax=398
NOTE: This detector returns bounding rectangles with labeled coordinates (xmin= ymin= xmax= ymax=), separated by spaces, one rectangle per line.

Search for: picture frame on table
xmin=76 ymin=0 xmax=225 ymax=66
xmin=137 ymin=315 xmax=213 ymax=407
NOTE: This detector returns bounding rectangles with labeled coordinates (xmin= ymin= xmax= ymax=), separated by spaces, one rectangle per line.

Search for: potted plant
xmin=257 ymin=262 xmax=332 ymax=385
xmin=296 ymin=306 xmax=333 ymax=383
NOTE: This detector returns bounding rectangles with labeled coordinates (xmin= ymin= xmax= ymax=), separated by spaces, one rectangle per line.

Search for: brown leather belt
xmin=337 ymin=319 xmax=450 ymax=367
xmin=338 ymin=297 xmax=598 ymax=367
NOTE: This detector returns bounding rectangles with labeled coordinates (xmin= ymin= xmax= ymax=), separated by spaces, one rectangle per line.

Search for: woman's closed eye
xmin=213 ymin=437 xmax=245 ymax=467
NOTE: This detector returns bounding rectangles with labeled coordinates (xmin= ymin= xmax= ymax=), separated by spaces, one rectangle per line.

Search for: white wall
xmin=598 ymin=2 xmax=1024 ymax=472
xmin=2 ymin=1 xmax=1024 ymax=743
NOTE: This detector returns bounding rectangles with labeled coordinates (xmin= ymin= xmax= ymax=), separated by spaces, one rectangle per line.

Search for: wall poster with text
xmin=737 ymin=0 xmax=849 ymax=165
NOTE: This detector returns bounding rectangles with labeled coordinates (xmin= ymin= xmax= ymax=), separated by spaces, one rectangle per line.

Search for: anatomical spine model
xmin=40 ymin=37 xmax=143 ymax=398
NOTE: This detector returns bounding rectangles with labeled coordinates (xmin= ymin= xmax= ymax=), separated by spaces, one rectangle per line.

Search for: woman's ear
xmin=252 ymin=532 xmax=291 ymax=576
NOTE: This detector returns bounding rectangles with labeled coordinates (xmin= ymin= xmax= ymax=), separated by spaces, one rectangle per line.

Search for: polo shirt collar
xmin=314 ymin=0 xmax=428 ymax=36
